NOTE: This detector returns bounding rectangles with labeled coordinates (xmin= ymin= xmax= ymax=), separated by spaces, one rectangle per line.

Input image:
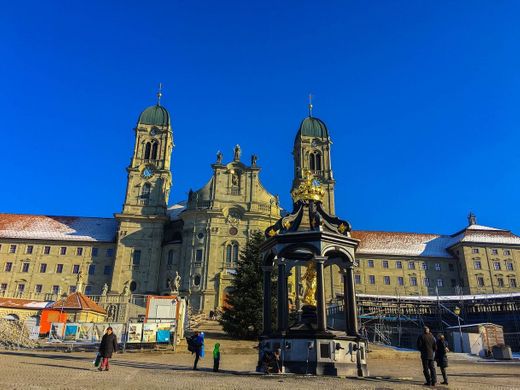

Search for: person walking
xmin=435 ymin=334 xmax=449 ymax=385
xmin=98 ymin=327 xmax=117 ymax=371
xmin=213 ymin=343 xmax=221 ymax=372
xmin=417 ymin=326 xmax=437 ymax=386
xmin=191 ymin=331 xmax=204 ymax=370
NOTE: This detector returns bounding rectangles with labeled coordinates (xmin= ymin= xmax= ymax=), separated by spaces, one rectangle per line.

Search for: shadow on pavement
xmin=24 ymin=362 xmax=93 ymax=371
xmin=0 ymin=351 xmax=90 ymax=362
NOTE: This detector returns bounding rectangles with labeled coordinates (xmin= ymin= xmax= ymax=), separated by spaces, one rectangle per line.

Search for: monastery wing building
xmin=0 ymin=98 xmax=519 ymax=314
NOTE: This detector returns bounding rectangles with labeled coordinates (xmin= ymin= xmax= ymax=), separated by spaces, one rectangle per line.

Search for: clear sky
xmin=1 ymin=1 xmax=519 ymax=235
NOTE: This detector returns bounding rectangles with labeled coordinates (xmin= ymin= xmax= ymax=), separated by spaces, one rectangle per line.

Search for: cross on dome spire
xmin=156 ymin=83 xmax=163 ymax=106
xmin=308 ymin=93 xmax=313 ymax=117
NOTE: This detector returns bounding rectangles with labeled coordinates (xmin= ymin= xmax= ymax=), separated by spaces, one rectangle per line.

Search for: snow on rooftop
xmin=449 ymin=225 xmax=520 ymax=246
xmin=352 ymin=231 xmax=454 ymax=258
xmin=167 ymin=201 xmax=187 ymax=220
xmin=466 ymin=224 xmax=506 ymax=231
xmin=356 ymin=292 xmax=520 ymax=302
xmin=0 ymin=214 xmax=117 ymax=242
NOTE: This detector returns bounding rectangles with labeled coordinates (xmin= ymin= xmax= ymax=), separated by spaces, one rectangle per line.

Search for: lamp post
xmin=454 ymin=306 xmax=463 ymax=353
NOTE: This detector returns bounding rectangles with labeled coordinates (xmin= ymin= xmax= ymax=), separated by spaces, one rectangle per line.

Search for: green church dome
xmin=298 ymin=116 xmax=328 ymax=138
xmin=137 ymin=105 xmax=170 ymax=126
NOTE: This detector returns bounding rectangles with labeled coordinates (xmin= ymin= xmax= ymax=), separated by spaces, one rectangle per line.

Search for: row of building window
xmin=475 ymin=276 xmax=517 ymax=288
xmin=355 ymin=274 xmax=451 ymax=287
xmin=474 ymin=260 xmax=515 ymax=271
xmin=365 ymin=259 xmax=455 ymax=272
xmin=0 ymin=283 xmax=93 ymax=295
xmin=2 ymin=262 xmax=111 ymax=275
xmin=472 ymin=248 xmax=512 ymax=256
xmin=0 ymin=244 xmax=114 ymax=257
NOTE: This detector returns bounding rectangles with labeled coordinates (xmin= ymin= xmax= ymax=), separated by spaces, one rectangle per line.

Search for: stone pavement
xmin=1 ymin=348 xmax=520 ymax=390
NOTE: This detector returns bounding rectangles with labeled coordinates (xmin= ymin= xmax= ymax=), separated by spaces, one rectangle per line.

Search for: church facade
xmin=1 ymin=98 xmax=519 ymax=313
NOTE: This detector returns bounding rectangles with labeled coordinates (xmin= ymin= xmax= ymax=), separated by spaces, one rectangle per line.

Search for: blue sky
xmin=0 ymin=1 xmax=519 ymax=234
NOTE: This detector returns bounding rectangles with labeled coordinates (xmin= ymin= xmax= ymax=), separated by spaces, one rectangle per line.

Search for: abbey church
xmin=1 ymin=96 xmax=519 ymax=313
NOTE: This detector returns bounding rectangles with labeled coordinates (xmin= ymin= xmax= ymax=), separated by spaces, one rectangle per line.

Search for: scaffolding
xmin=330 ymin=291 xmax=520 ymax=351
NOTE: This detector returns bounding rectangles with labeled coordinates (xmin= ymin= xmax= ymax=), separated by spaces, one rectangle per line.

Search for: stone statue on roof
xmin=251 ymin=154 xmax=258 ymax=167
xmin=233 ymin=144 xmax=241 ymax=161
xmin=76 ymin=270 xmax=84 ymax=293
xmin=101 ymin=283 xmax=109 ymax=296
xmin=216 ymin=150 xmax=223 ymax=164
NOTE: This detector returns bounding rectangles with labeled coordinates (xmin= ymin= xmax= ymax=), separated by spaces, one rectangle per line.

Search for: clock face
xmin=142 ymin=166 xmax=154 ymax=178
xmin=311 ymin=139 xmax=318 ymax=147
xmin=150 ymin=127 xmax=158 ymax=136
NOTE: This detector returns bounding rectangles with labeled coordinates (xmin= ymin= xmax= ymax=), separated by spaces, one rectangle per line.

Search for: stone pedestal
xmin=258 ymin=336 xmax=369 ymax=376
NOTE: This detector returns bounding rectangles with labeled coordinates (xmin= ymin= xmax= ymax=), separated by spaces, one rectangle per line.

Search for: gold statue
xmin=301 ymin=261 xmax=317 ymax=306
xmin=291 ymin=169 xmax=325 ymax=203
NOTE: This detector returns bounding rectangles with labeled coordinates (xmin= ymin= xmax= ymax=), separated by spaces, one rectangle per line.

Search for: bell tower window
xmin=309 ymin=152 xmax=321 ymax=172
xmin=151 ymin=142 xmax=158 ymax=160
xmin=309 ymin=153 xmax=315 ymax=170
xmin=315 ymin=152 xmax=321 ymax=171
xmin=144 ymin=142 xmax=151 ymax=160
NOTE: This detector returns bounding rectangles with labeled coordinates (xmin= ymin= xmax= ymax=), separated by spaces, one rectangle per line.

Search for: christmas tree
xmin=220 ymin=231 xmax=275 ymax=339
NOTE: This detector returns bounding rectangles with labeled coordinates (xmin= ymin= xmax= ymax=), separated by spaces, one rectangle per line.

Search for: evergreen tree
xmin=220 ymin=231 xmax=270 ymax=339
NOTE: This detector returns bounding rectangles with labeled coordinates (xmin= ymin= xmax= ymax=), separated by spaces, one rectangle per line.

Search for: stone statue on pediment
xmin=233 ymin=144 xmax=241 ymax=161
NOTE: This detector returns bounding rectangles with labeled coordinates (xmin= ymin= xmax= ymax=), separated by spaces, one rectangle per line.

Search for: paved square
xmin=1 ymin=348 xmax=519 ymax=389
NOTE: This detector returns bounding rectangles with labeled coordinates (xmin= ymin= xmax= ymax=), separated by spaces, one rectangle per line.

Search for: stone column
xmin=315 ymin=256 xmax=327 ymax=332
xmin=277 ymin=258 xmax=287 ymax=333
xmin=262 ymin=265 xmax=273 ymax=335
xmin=345 ymin=264 xmax=359 ymax=335
xmin=342 ymin=269 xmax=351 ymax=335
xmin=284 ymin=270 xmax=291 ymax=331
xmin=295 ymin=265 xmax=302 ymax=313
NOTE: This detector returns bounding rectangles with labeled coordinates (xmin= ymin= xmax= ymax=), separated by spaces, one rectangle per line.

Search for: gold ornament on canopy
xmin=301 ymin=261 xmax=317 ymax=307
xmin=291 ymin=169 xmax=325 ymax=203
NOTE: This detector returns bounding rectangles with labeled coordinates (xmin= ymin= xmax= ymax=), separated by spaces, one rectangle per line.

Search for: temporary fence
xmin=47 ymin=320 xmax=178 ymax=351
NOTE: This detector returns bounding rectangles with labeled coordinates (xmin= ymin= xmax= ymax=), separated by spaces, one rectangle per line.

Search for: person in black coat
xmin=98 ymin=327 xmax=118 ymax=371
xmin=417 ymin=326 xmax=437 ymax=386
xmin=435 ymin=334 xmax=449 ymax=385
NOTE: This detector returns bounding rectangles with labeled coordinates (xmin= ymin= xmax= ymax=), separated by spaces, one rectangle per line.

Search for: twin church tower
xmin=111 ymin=92 xmax=335 ymax=311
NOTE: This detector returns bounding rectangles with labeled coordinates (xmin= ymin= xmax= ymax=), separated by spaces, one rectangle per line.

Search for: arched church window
xmin=129 ymin=281 xmax=137 ymax=292
xmin=141 ymin=183 xmax=151 ymax=205
xmin=151 ymin=142 xmax=159 ymax=160
xmin=144 ymin=142 xmax=151 ymax=160
xmin=309 ymin=153 xmax=315 ymax=170
xmin=232 ymin=242 xmax=239 ymax=262
xmin=225 ymin=242 xmax=239 ymax=265
xmin=225 ymin=244 xmax=232 ymax=264
xmin=315 ymin=152 xmax=322 ymax=171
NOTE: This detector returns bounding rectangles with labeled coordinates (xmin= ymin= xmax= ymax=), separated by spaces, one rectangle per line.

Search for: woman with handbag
xmin=98 ymin=327 xmax=118 ymax=371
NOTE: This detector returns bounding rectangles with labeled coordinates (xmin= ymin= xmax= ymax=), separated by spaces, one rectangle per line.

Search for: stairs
xmin=183 ymin=319 xmax=258 ymax=355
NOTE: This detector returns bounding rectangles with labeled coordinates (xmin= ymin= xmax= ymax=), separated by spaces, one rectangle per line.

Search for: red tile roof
xmin=0 ymin=297 xmax=53 ymax=309
xmin=50 ymin=292 xmax=106 ymax=314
